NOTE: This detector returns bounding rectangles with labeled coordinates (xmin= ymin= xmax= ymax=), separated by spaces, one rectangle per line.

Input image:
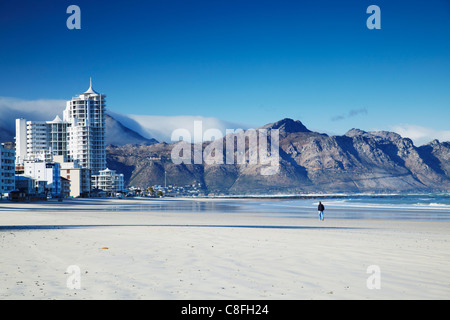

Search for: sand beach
xmin=1 ymin=197 xmax=449 ymax=300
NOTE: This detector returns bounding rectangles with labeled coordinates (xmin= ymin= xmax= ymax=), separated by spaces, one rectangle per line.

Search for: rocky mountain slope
xmin=107 ymin=118 xmax=450 ymax=194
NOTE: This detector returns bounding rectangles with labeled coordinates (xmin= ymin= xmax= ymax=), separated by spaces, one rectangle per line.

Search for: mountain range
xmin=106 ymin=118 xmax=450 ymax=194
xmin=1 ymin=112 xmax=449 ymax=194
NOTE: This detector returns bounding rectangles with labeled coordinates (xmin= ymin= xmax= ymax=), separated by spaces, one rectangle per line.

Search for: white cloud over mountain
xmin=0 ymin=97 xmax=251 ymax=143
xmin=0 ymin=97 xmax=66 ymax=139
xmin=390 ymin=124 xmax=450 ymax=146
xmin=0 ymin=96 xmax=66 ymax=127
xmin=120 ymin=113 xmax=251 ymax=143
xmin=1 ymin=96 xmax=448 ymax=146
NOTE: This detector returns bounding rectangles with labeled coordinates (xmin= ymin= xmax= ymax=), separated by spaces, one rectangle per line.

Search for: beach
xmin=1 ymin=197 xmax=450 ymax=300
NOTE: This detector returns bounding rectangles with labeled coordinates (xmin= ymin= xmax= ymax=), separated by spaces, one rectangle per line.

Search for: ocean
xmin=244 ymin=193 xmax=450 ymax=221
xmin=108 ymin=193 xmax=450 ymax=222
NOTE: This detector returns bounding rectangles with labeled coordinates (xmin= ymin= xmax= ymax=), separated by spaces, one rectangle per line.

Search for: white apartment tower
xmin=16 ymin=79 xmax=106 ymax=176
xmin=48 ymin=115 xmax=68 ymax=157
xmin=16 ymin=119 xmax=52 ymax=163
xmin=63 ymin=78 xmax=106 ymax=175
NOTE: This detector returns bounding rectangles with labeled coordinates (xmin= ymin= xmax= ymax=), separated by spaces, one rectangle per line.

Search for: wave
xmin=414 ymin=202 xmax=449 ymax=207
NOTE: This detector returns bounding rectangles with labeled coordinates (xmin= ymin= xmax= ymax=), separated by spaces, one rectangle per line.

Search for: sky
xmin=1 ymin=0 xmax=449 ymax=144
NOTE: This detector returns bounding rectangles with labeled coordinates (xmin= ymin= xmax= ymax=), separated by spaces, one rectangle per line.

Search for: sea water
xmin=108 ymin=193 xmax=450 ymax=222
xmin=235 ymin=193 xmax=450 ymax=221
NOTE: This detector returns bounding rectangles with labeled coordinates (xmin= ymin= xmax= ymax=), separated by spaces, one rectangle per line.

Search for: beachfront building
xmin=91 ymin=168 xmax=124 ymax=196
xmin=53 ymin=155 xmax=90 ymax=198
xmin=16 ymin=116 xmax=69 ymax=163
xmin=14 ymin=79 xmax=107 ymax=196
xmin=15 ymin=119 xmax=51 ymax=163
xmin=16 ymin=80 xmax=106 ymax=172
xmin=15 ymin=118 xmax=27 ymax=164
xmin=64 ymin=78 xmax=106 ymax=175
xmin=15 ymin=175 xmax=47 ymax=195
xmin=61 ymin=177 xmax=71 ymax=198
xmin=25 ymin=121 xmax=48 ymax=157
xmin=23 ymin=160 xmax=61 ymax=198
xmin=0 ymin=143 xmax=15 ymax=196
xmin=48 ymin=115 xmax=69 ymax=157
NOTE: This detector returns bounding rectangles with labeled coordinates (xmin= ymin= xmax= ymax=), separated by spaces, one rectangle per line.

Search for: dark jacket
xmin=318 ymin=203 xmax=325 ymax=211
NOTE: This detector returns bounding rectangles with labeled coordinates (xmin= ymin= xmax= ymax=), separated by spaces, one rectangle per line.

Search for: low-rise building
xmin=23 ymin=160 xmax=61 ymax=198
xmin=91 ymin=168 xmax=124 ymax=197
xmin=61 ymin=177 xmax=71 ymax=198
xmin=15 ymin=175 xmax=47 ymax=195
xmin=53 ymin=155 xmax=90 ymax=198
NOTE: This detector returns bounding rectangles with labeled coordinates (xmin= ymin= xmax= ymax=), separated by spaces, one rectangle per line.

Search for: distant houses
xmin=126 ymin=182 xmax=205 ymax=198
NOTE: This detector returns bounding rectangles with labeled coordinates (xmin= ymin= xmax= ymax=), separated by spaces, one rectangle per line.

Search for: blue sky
xmin=1 ymin=0 xmax=449 ymax=143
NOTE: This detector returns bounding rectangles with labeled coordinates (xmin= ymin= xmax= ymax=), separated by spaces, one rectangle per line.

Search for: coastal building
xmin=16 ymin=116 xmax=68 ymax=163
xmin=53 ymin=155 xmax=90 ymax=198
xmin=15 ymin=118 xmax=27 ymax=164
xmin=0 ymin=143 xmax=15 ymax=195
xmin=16 ymin=80 xmax=105 ymax=170
xmin=14 ymin=79 xmax=108 ymax=196
xmin=15 ymin=175 xmax=47 ymax=195
xmin=91 ymin=168 xmax=124 ymax=196
xmin=64 ymin=78 xmax=106 ymax=175
xmin=61 ymin=177 xmax=71 ymax=198
xmin=47 ymin=115 xmax=69 ymax=157
xmin=23 ymin=160 xmax=61 ymax=197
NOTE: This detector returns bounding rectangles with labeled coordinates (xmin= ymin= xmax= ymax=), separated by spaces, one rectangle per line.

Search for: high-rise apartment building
xmin=16 ymin=116 xmax=67 ymax=163
xmin=48 ymin=115 xmax=68 ymax=157
xmin=15 ymin=80 xmax=107 ymax=196
xmin=15 ymin=79 xmax=106 ymax=175
xmin=64 ymin=78 xmax=106 ymax=175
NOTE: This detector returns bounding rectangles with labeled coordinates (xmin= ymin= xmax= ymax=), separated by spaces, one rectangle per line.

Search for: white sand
xmin=1 ymin=198 xmax=449 ymax=300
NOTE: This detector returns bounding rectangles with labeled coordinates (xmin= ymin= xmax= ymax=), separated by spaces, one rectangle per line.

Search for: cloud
xmin=123 ymin=113 xmax=252 ymax=143
xmin=0 ymin=96 xmax=66 ymax=118
xmin=331 ymin=115 xmax=345 ymax=121
xmin=0 ymin=96 xmax=66 ymax=136
xmin=331 ymin=108 xmax=368 ymax=121
xmin=0 ymin=96 xmax=252 ymax=143
xmin=390 ymin=124 xmax=450 ymax=146
xmin=3 ymin=97 xmax=448 ymax=147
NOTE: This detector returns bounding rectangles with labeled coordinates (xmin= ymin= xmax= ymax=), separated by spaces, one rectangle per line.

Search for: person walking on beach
xmin=318 ymin=202 xmax=325 ymax=221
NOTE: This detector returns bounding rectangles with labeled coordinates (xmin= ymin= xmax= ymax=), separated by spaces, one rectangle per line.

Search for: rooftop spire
xmin=83 ymin=77 xmax=99 ymax=95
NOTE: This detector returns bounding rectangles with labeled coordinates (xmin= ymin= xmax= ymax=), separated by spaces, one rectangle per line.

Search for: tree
xmin=146 ymin=187 xmax=155 ymax=197
xmin=157 ymin=190 xmax=164 ymax=197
